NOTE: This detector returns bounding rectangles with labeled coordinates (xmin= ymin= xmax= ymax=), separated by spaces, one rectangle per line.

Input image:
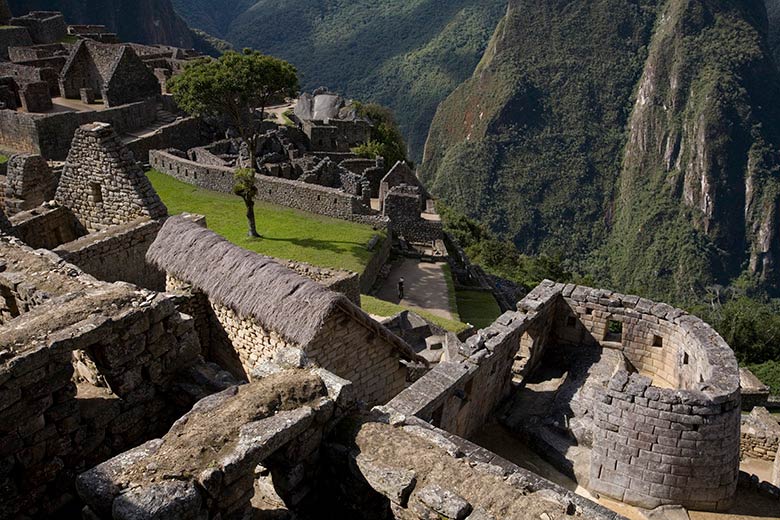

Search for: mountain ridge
xmin=421 ymin=0 xmax=780 ymax=302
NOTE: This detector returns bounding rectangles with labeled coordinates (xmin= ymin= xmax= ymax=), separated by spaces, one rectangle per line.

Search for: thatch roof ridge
xmin=147 ymin=217 xmax=420 ymax=363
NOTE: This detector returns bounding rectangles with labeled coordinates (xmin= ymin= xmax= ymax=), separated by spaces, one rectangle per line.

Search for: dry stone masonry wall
xmin=386 ymin=281 xmax=741 ymax=512
xmin=4 ymin=154 xmax=58 ymax=215
xmin=554 ymin=285 xmax=741 ymax=511
xmin=55 ymin=122 xmax=166 ymax=232
xmin=0 ymin=236 xmax=234 ymax=519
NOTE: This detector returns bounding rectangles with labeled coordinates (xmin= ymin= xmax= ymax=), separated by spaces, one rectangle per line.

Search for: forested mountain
xmin=421 ymin=0 xmax=780 ymax=303
xmin=7 ymin=0 xmax=224 ymax=55
xmin=170 ymin=0 xmax=506 ymax=160
xmin=769 ymin=0 xmax=780 ymax=62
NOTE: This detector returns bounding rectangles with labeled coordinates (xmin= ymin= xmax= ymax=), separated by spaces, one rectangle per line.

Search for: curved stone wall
xmin=556 ymin=285 xmax=740 ymax=511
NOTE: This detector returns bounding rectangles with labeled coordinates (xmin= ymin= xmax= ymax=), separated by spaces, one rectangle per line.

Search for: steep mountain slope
xmin=170 ymin=0 xmax=506 ymax=160
xmin=769 ymin=0 xmax=780 ymax=62
xmin=421 ymin=0 xmax=780 ymax=302
xmin=8 ymin=0 xmax=223 ymax=54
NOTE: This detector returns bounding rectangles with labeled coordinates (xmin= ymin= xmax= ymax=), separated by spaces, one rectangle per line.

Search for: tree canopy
xmin=168 ymin=49 xmax=299 ymax=168
xmin=351 ymin=102 xmax=408 ymax=167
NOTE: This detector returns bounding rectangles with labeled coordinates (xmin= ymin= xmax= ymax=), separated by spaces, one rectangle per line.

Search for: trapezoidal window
xmin=90 ymin=182 xmax=103 ymax=203
xmin=683 ymin=352 xmax=689 ymax=365
xmin=652 ymin=335 xmax=663 ymax=348
xmin=566 ymin=316 xmax=577 ymax=328
xmin=605 ymin=319 xmax=623 ymax=342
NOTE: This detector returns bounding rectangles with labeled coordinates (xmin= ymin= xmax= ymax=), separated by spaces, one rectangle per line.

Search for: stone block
xmin=354 ymin=454 xmax=416 ymax=507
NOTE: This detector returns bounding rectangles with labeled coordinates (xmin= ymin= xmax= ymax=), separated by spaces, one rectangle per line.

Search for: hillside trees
xmin=352 ymin=102 xmax=408 ymax=167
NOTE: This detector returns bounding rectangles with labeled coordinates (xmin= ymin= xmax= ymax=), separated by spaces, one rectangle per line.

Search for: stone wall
xmin=9 ymin=12 xmax=67 ymax=44
xmin=774 ymin=446 xmax=780 ymax=487
xmin=385 ymin=283 xmax=560 ymax=439
xmin=322 ymin=416 xmax=625 ymax=520
xmin=174 ymin=284 xmax=406 ymax=406
xmin=0 ymin=238 xmax=230 ymax=518
xmin=55 ymin=122 xmax=167 ymax=232
xmin=3 ymin=154 xmax=58 ymax=215
xmin=54 ymin=217 xmax=165 ymax=290
xmin=386 ymin=280 xmax=742 ymax=512
xmin=360 ymin=232 xmax=391 ymax=292
xmin=9 ymin=203 xmax=83 ymax=249
xmin=740 ymin=407 xmax=780 ymax=461
xmin=383 ymin=185 xmax=442 ymax=244
xmin=554 ymin=285 xmax=741 ymax=512
xmin=150 ymin=149 xmax=383 ymax=224
xmin=0 ymin=98 xmax=158 ymax=160
xmin=102 ymin=46 xmax=161 ymax=108
xmin=77 ymin=368 xmax=353 ymax=520
xmin=0 ymin=26 xmax=33 ymax=60
xmin=125 ymin=116 xmax=204 ymax=163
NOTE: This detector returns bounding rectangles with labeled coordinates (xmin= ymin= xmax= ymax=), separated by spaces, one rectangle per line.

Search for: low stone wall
xmin=126 ymin=116 xmax=205 ymax=163
xmin=54 ymin=217 xmax=166 ymax=290
xmin=10 ymin=203 xmax=83 ymax=249
xmin=741 ymin=407 xmax=780 ymax=461
xmin=149 ymin=149 xmax=383 ymax=223
xmin=281 ymin=259 xmax=361 ymax=306
xmin=323 ymin=415 xmax=624 ymax=520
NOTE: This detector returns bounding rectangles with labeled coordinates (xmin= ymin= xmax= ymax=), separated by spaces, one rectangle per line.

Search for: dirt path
xmin=376 ymin=259 xmax=455 ymax=320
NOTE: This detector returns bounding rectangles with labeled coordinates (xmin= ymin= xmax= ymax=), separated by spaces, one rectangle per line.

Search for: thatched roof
xmin=147 ymin=216 xmax=420 ymax=361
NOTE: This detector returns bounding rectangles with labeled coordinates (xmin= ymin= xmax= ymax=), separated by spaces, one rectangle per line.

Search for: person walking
xmin=397 ymin=277 xmax=405 ymax=301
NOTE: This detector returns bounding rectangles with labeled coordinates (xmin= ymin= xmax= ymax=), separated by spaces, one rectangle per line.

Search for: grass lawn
xmin=361 ymin=295 xmax=470 ymax=334
xmin=0 ymin=155 xmax=7 ymax=164
xmin=456 ymin=290 xmax=502 ymax=329
xmin=147 ymin=169 xmax=384 ymax=274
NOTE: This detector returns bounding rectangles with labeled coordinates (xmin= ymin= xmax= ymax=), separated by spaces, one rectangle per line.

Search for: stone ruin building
xmin=0 ymin=111 xmax=775 ymax=520
xmin=294 ymin=88 xmax=372 ymax=153
xmin=149 ymin=98 xmax=443 ymax=253
xmin=0 ymin=8 xmax=775 ymax=517
xmin=0 ymin=2 xmax=209 ymax=161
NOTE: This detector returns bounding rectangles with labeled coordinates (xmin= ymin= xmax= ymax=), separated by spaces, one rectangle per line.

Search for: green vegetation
xmin=168 ymin=49 xmax=299 ymax=169
xmin=441 ymin=263 xmax=459 ymax=320
xmin=352 ymin=102 xmax=408 ymax=167
xmin=171 ymin=0 xmax=506 ymax=159
xmin=0 ymin=155 xmax=7 ymax=164
xmin=423 ymin=0 xmax=780 ymax=304
xmin=747 ymin=361 xmax=780 ymax=396
xmin=455 ymin=290 xmax=501 ymax=330
xmin=147 ymin=169 xmax=382 ymax=273
xmin=361 ymin=295 xmax=469 ymax=334
xmin=59 ymin=34 xmax=79 ymax=44
xmin=440 ymin=205 xmax=580 ymax=291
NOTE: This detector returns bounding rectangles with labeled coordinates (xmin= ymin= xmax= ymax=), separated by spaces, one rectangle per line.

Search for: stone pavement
xmin=377 ymin=258 xmax=456 ymax=320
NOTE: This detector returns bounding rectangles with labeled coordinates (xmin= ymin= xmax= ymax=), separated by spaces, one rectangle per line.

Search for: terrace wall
xmin=149 ymin=149 xmax=383 ymax=224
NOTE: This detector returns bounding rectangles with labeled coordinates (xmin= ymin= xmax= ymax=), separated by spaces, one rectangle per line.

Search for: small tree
xmin=168 ymin=49 xmax=299 ymax=170
xmin=234 ymin=168 xmax=260 ymax=237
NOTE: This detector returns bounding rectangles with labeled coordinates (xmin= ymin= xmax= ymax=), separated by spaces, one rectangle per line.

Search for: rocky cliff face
xmin=7 ymin=0 xmax=218 ymax=52
xmin=769 ymin=0 xmax=780 ymax=62
xmin=421 ymin=0 xmax=780 ymax=301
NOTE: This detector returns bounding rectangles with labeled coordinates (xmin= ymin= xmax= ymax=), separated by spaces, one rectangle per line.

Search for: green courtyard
xmin=147 ymin=170 xmax=384 ymax=274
